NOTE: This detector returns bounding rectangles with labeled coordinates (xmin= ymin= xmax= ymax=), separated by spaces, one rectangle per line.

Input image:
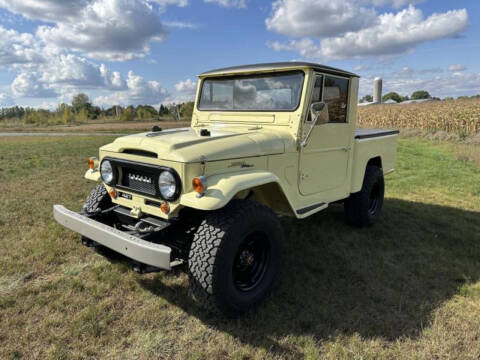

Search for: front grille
xmin=120 ymin=166 xmax=156 ymax=196
xmin=104 ymin=157 xmax=181 ymax=201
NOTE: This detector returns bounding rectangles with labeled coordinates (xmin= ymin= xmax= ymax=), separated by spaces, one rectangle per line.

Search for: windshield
xmin=198 ymin=71 xmax=304 ymax=111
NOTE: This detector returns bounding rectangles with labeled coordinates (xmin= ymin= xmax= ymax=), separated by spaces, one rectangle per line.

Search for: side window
xmin=307 ymin=75 xmax=323 ymax=122
xmin=324 ymin=76 xmax=349 ymax=123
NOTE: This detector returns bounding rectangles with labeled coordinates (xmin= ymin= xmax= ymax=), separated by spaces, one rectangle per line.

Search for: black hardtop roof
xmin=200 ymin=62 xmax=359 ymax=78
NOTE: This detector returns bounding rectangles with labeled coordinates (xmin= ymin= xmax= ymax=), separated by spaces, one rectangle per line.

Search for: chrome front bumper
xmin=53 ymin=205 xmax=172 ymax=270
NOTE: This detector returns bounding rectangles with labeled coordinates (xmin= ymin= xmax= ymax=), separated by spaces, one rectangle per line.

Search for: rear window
xmin=324 ymin=76 xmax=349 ymax=123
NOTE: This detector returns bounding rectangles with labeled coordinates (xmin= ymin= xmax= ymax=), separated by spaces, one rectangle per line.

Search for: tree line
xmin=359 ymin=90 xmax=480 ymax=103
xmin=0 ymin=93 xmax=195 ymax=125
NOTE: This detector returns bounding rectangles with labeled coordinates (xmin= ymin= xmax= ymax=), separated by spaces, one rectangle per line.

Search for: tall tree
xmin=411 ymin=90 xmax=431 ymax=100
xmin=360 ymin=95 xmax=373 ymax=103
xmin=71 ymin=93 xmax=91 ymax=113
xmin=382 ymin=92 xmax=402 ymax=103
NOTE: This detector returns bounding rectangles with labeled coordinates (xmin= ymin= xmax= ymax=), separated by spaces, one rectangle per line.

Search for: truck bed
xmin=350 ymin=128 xmax=399 ymax=193
xmin=355 ymin=129 xmax=399 ymax=140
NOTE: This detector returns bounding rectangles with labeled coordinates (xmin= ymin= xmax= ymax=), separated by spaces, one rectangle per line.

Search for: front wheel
xmin=81 ymin=184 xmax=114 ymax=248
xmin=344 ymin=165 xmax=384 ymax=227
xmin=188 ymin=200 xmax=283 ymax=317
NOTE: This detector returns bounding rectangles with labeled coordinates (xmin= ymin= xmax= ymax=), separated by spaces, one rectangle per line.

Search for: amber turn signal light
xmin=88 ymin=157 xmax=98 ymax=170
xmin=161 ymin=202 xmax=170 ymax=214
xmin=192 ymin=176 xmax=207 ymax=194
xmin=109 ymin=188 xmax=117 ymax=199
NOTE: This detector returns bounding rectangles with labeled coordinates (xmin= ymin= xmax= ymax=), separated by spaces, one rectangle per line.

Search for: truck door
xmin=299 ymin=74 xmax=353 ymax=196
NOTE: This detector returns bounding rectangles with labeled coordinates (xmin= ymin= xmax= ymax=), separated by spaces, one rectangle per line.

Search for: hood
xmin=101 ymin=127 xmax=292 ymax=163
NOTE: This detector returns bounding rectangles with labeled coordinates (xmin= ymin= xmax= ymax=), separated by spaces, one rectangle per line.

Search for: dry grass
xmin=0 ymin=119 xmax=190 ymax=133
xmin=1 ymin=136 xmax=480 ymax=359
xmin=358 ymin=98 xmax=480 ymax=136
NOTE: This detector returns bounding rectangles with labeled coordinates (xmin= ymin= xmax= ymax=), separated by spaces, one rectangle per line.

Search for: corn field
xmin=357 ymin=98 xmax=480 ymax=136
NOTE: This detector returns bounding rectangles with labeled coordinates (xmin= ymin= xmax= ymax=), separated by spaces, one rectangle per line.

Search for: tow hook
xmin=81 ymin=236 xmax=96 ymax=247
xmin=134 ymin=220 xmax=158 ymax=233
xmin=132 ymin=262 xmax=161 ymax=274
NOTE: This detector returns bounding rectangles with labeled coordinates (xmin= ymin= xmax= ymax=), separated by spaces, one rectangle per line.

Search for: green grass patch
xmin=0 ymin=136 xmax=479 ymax=359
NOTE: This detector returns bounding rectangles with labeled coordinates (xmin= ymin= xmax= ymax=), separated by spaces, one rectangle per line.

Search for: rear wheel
xmin=344 ymin=165 xmax=384 ymax=227
xmin=188 ymin=200 xmax=283 ymax=317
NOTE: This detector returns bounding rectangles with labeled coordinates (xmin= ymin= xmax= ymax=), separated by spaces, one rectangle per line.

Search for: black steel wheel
xmin=188 ymin=200 xmax=283 ymax=317
xmin=233 ymin=231 xmax=270 ymax=292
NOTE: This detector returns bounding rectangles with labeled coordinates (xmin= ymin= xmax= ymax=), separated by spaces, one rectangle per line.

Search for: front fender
xmin=180 ymin=170 xmax=280 ymax=211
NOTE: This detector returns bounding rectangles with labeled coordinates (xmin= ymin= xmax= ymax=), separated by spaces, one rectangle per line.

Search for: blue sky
xmin=0 ymin=0 xmax=478 ymax=109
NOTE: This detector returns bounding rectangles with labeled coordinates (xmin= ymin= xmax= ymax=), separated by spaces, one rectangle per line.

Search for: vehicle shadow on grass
xmin=138 ymin=198 xmax=480 ymax=357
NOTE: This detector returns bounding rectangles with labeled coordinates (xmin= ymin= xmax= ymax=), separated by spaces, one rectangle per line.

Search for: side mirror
xmin=310 ymin=102 xmax=325 ymax=121
xmin=310 ymin=102 xmax=328 ymax=125
xmin=301 ymin=102 xmax=328 ymax=148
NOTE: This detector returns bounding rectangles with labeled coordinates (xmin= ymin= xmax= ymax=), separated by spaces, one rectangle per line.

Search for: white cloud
xmin=175 ymin=78 xmax=197 ymax=93
xmin=204 ymin=0 xmax=247 ymax=8
xmin=267 ymin=3 xmax=469 ymax=61
xmin=394 ymin=66 xmax=415 ymax=78
xmin=266 ymin=0 xmax=377 ymax=38
xmin=0 ymin=0 xmax=90 ymax=23
xmin=163 ymin=21 xmax=197 ymax=29
xmin=360 ymin=71 xmax=480 ymax=99
xmin=448 ymin=64 xmax=467 ymax=72
xmin=36 ymin=54 xmax=126 ymax=90
xmin=152 ymin=0 xmax=188 ymax=8
xmin=94 ymin=71 xmax=169 ymax=106
xmin=0 ymin=0 xmax=200 ymax=106
xmin=11 ymin=72 xmax=57 ymax=98
xmin=38 ymin=0 xmax=167 ymax=61
xmin=267 ymin=38 xmax=321 ymax=58
xmin=0 ymin=93 xmax=14 ymax=107
xmin=321 ymin=6 xmax=468 ymax=60
xmin=0 ymin=0 xmax=168 ymax=61
xmin=367 ymin=0 xmax=425 ymax=9
xmin=165 ymin=78 xmax=197 ymax=104
xmin=0 ymin=26 xmax=45 ymax=66
xmin=6 ymin=50 xmax=132 ymax=99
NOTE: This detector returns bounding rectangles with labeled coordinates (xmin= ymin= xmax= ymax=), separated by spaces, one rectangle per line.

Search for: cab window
xmin=324 ymin=76 xmax=349 ymax=123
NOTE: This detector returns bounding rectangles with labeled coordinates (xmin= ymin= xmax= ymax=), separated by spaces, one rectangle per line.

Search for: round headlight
xmin=158 ymin=171 xmax=177 ymax=200
xmin=100 ymin=160 xmax=114 ymax=184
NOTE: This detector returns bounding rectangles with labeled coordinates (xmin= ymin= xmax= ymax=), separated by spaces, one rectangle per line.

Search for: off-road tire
xmin=81 ymin=184 xmax=114 ymax=249
xmin=188 ymin=200 xmax=283 ymax=317
xmin=82 ymin=184 xmax=112 ymax=217
xmin=344 ymin=165 xmax=384 ymax=227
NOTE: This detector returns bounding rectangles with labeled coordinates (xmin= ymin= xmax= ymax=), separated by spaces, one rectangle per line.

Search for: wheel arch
xmin=367 ymin=156 xmax=383 ymax=169
xmin=240 ymin=182 xmax=296 ymax=217
xmin=180 ymin=170 xmax=296 ymax=216
xmin=351 ymin=155 xmax=383 ymax=194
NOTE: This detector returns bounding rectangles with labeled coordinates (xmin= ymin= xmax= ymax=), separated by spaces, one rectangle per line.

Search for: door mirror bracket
xmin=301 ymin=102 xmax=328 ymax=148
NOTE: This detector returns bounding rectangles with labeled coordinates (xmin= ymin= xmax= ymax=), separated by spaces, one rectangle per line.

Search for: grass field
xmin=0 ymin=119 xmax=190 ymax=133
xmin=1 ymin=135 xmax=479 ymax=359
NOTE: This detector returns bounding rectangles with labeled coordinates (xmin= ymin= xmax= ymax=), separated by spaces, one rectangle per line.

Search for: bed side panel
xmin=351 ymin=135 xmax=398 ymax=193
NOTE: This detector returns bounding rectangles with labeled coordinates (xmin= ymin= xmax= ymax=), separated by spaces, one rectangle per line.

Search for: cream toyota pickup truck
xmin=54 ymin=62 xmax=398 ymax=317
